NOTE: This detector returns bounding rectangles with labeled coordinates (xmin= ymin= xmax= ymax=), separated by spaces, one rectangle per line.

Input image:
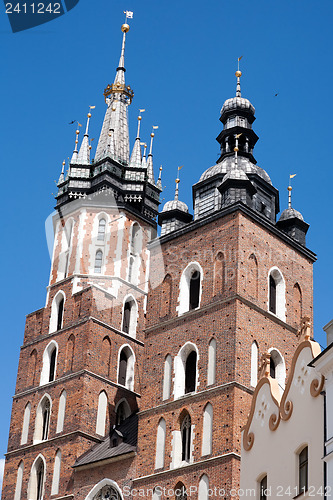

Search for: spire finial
xmin=77 ymin=106 xmax=95 ymax=165
xmin=288 ymin=174 xmax=297 ymax=209
xmin=175 ymin=166 xmax=184 ymax=201
xmin=58 ymin=160 xmax=66 ymax=185
xmin=137 ymin=109 xmax=145 ymax=138
xmin=236 ymin=56 xmax=243 ymax=97
xmin=234 ymin=133 xmax=242 ymax=168
xmin=141 ymin=143 xmax=147 ymax=169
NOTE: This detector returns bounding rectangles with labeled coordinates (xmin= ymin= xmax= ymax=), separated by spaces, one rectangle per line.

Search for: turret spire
xmin=95 ymin=17 xmax=134 ymax=164
xmin=71 ymin=126 xmax=81 ymax=164
xmin=129 ymin=110 xmax=145 ymax=169
xmin=141 ymin=143 xmax=147 ymax=169
xmin=147 ymin=126 xmax=158 ymax=184
xmin=77 ymin=106 xmax=95 ymax=165
xmin=156 ymin=166 xmax=163 ymax=190
xmin=57 ymin=160 xmax=66 ymax=185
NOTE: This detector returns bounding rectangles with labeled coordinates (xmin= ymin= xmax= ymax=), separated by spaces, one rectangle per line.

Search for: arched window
xmin=128 ymin=223 xmax=142 ymax=285
xmin=34 ymin=395 xmax=52 ymax=443
xmin=185 ymin=351 xmax=197 ymax=394
xmin=87 ymin=481 xmax=122 ymax=500
xmin=269 ymin=348 xmax=286 ymax=390
xmin=259 ymin=475 xmax=267 ymax=500
xmin=63 ymin=219 xmax=73 ymax=278
xmin=201 ymin=403 xmax=213 ymax=456
xmin=298 ymin=446 xmax=308 ymax=494
xmin=94 ymin=250 xmax=103 ymax=273
xmin=213 ymin=252 xmax=225 ymax=295
xmin=251 ymin=341 xmax=259 ymax=387
xmin=65 ymin=334 xmax=75 ymax=372
xmin=130 ymin=222 xmax=142 ymax=255
xmin=14 ymin=461 xmax=24 ymax=500
xmin=152 ymin=488 xmax=162 ymax=500
xmin=115 ymin=399 xmax=130 ymax=426
xmin=101 ymin=336 xmax=111 ymax=377
xmin=268 ymin=267 xmax=285 ymax=320
xmin=21 ymin=402 xmax=31 ymax=445
xmin=163 ymin=354 xmax=172 ymax=401
xmin=49 ymin=347 xmax=57 ymax=382
xmin=175 ymin=482 xmax=187 ymax=500
xmin=96 ymin=391 xmax=108 ymax=436
xmin=177 ymin=263 xmax=203 ymax=315
xmin=40 ymin=341 xmax=58 ymax=386
xmin=189 ymin=270 xmax=200 ymax=310
xmin=174 ymin=343 xmax=199 ymax=399
xmin=56 ymin=390 xmax=67 ymax=433
xmin=248 ymin=253 xmax=258 ymax=299
xmin=49 ymin=291 xmax=66 ymax=333
xmin=155 ymin=418 xmax=166 ymax=469
xmin=198 ymin=475 xmax=209 ymax=500
xmin=207 ymin=338 xmax=216 ymax=386
xmin=121 ymin=297 xmax=137 ymax=337
xmin=160 ymin=274 xmax=172 ymax=317
xmin=51 ymin=449 xmax=61 ymax=496
xmin=293 ymin=283 xmax=303 ymax=327
xmin=28 ymin=456 xmax=46 ymax=500
xmin=28 ymin=350 xmax=37 ymax=387
xmin=117 ymin=346 xmax=135 ymax=391
xmin=97 ymin=218 xmax=106 ymax=241
xmin=181 ymin=413 xmax=192 ymax=463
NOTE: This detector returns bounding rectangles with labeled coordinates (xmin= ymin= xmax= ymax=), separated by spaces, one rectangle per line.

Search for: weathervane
xmin=236 ymin=56 xmax=243 ymax=97
xmin=288 ymin=174 xmax=297 ymax=208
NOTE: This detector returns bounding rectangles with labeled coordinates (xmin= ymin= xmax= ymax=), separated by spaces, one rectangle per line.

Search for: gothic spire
xmin=156 ymin=166 xmax=163 ymax=190
xmin=141 ymin=143 xmax=147 ymax=169
xmin=95 ymin=21 xmax=134 ymax=164
xmin=71 ymin=127 xmax=80 ymax=164
xmin=77 ymin=108 xmax=94 ymax=165
xmin=147 ymin=127 xmax=158 ymax=184
xmin=129 ymin=112 xmax=144 ymax=169
xmin=57 ymin=160 xmax=65 ymax=185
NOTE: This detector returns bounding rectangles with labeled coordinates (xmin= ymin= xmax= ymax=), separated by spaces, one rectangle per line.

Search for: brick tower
xmin=2 ymin=17 xmax=316 ymax=500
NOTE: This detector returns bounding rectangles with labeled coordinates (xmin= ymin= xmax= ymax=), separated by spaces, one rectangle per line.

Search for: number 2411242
xmin=6 ymin=3 xmax=62 ymax=14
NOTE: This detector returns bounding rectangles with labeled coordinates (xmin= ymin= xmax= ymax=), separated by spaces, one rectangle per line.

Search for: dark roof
xmin=73 ymin=413 xmax=138 ymax=468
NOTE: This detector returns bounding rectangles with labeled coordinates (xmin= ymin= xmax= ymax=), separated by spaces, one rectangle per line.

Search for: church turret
xmin=76 ymin=108 xmax=93 ymax=165
xmin=193 ymin=66 xmax=279 ymax=222
xmin=277 ymin=181 xmax=309 ymax=245
xmin=158 ymin=170 xmax=192 ymax=235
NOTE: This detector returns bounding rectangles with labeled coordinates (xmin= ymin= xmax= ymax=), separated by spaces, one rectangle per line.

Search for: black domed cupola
xmin=216 ymin=69 xmax=258 ymax=165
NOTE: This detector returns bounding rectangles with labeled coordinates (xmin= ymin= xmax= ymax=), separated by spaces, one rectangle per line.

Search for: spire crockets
xmin=129 ymin=110 xmax=145 ymax=168
xmin=147 ymin=126 xmax=158 ymax=184
xmin=95 ymin=17 xmax=134 ymax=164
xmin=77 ymin=106 xmax=94 ymax=165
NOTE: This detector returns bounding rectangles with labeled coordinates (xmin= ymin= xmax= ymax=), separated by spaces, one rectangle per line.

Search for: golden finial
xmin=121 ymin=23 xmax=130 ymax=33
xmin=151 ymin=132 xmax=155 ymax=138
xmin=236 ymin=56 xmax=243 ymax=97
xmin=62 ymin=160 xmax=66 ymax=166
xmin=288 ymin=174 xmax=296 ymax=208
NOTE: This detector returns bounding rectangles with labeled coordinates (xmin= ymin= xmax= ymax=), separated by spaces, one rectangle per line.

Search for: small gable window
xmin=97 ymin=218 xmax=106 ymax=241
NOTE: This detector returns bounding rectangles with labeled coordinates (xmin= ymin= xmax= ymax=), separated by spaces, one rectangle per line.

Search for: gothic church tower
xmin=2 ymin=18 xmax=315 ymax=500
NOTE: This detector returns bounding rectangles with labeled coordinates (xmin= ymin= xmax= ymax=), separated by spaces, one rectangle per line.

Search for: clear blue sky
xmin=1 ymin=0 xmax=333 ymax=479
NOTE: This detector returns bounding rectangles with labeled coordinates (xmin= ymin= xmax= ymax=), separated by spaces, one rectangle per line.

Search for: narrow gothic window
xmin=14 ymin=461 xmax=24 ymax=500
xmin=49 ymin=347 xmax=57 ymax=382
xmin=56 ymin=390 xmax=67 ymax=433
xmin=270 ymin=356 xmax=276 ymax=378
xmin=269 ymin=275 xmax=276 ymax=314
xmin=207 ymin=339 xmax=216 ymax=386
xmin=42 ymin=399 xmax=51 ymax=441
xmin=96 ymin=391 xmax=108 ymax=436
xmin=163 ymin=354 xmax=172 ymax=400
xmin=201 ymin=403 xmax=213 ymax=456
xmin=251 ymin=341 xmax=258 ymax=387
xmin=155 ymin=418 xmax=166 ymax=469
xmin=122 ymin=301 xmax=132 ymax=334
xmin=198 ymin=475 xmax=209 ymax=500
xmin=128 ymin=256 xmax=135 ymax=283
xmin=189 ymin=270 xmax=200 ymax=310
xmin=118 ymin=350 xmax=128 ymax=386
xmin=21 ymin=402 xmax=31 ymax=445
xmin=299 ymin=447 xmax=308 ymax=493
xmin=97 ymin=218 xmax=106 ymax=241
xmin=36 ymin=460 xmax=45 ymax=500
xmin=51 ymin=450 xmax=61 ymax=496
xmin=185 ymin=351 xmax=197 ymax=394
xmin=181 ymin=414 xmax=191 ymax=462
xmin=269 ymin=349 xmax=285 ymax=389
xmin=259 ymin=475 xmax=267 ymax=500
xmin=57 ymin=298 xmax=64 ymax=331
xmin=94 ymin=250 xmax=103 ymax=273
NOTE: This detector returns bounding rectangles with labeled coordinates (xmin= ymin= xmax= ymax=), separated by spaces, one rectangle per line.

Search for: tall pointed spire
xmin=147 ymin=127 xmax=158 ymax=184
xmin=77 ymin=107 xmax=94 ymax=165
xmin=95 ymin=19 xmax=134 ymax=164
xmin=156 ymin=166 xmax=163 ymax=190
xmin=71 ymin=127 xmax=80 ymax=164
xmin=57 ymin=160 xmax=66 ymax=185
xmin=141 ymin=143 xmax=147 ymax=169
xmin=129 ymin=111 xmax=144 ymax=168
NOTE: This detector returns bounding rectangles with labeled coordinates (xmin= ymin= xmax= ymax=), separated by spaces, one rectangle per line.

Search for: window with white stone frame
xmin=268 ymin=267 xmax=286 ymax=321
xmin=268 ymin=348 xmax=286 ymax=391
xmin=34 ymin=395 xmax=52 ymax=444
xmin=49 ymin=291 xmax=65 ymax=333
xmin=40 ymin=340 xmax=58 ymax=386
xmin=28 ymin=455 xmax=46 ymax=500
xmin=177 ymin=262 xmax=203 ymax=316
xmin=117 ymin=345 xmax=135 ymax=391
xmin=174 ymin=343 xmax=199 ymax=399
xmin=155 ymin=418 xmax=166 ymax=469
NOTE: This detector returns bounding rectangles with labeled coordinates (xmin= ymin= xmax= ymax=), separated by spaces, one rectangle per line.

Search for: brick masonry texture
xmin=2 ymin=205 xmax=314 ymax=499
